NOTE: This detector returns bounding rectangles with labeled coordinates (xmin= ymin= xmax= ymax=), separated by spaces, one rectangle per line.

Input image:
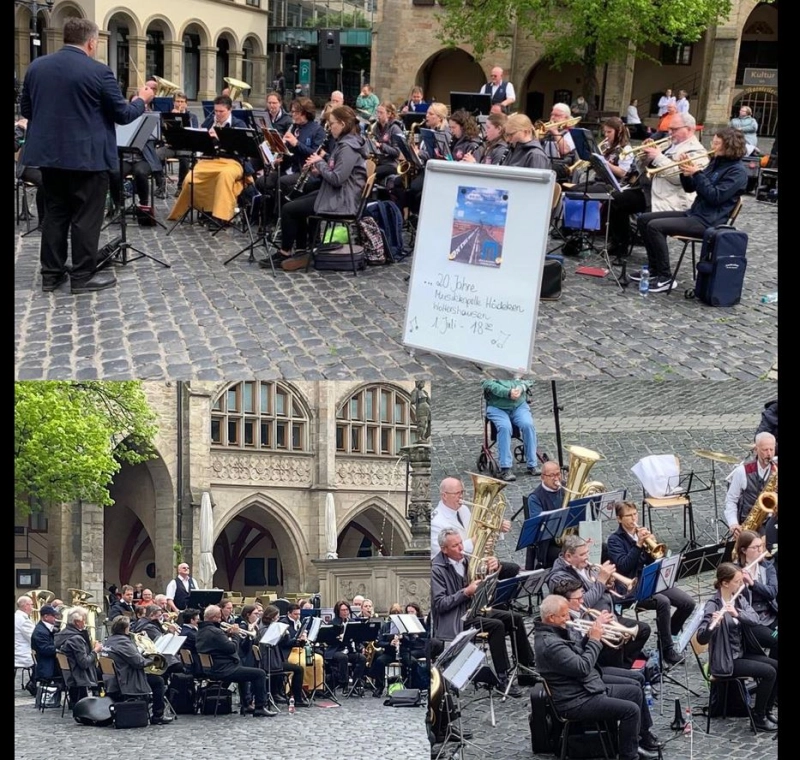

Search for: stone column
xmin=163 ymin=41 xmax=184 ymax=87
xmin=696 ymin=26 xmax=742 ymax=134
xmin=199 ymin=46 xmax=218 ymax=101
xmin=127 ymin=35 xmax=149 ymax=98
xmin=252 ymin=53 xmax=268 ymax=105
xmin=79 ymin=500 xmax=106 ymax=617
xmin=402 ymin=381 xmax=432 ymax=556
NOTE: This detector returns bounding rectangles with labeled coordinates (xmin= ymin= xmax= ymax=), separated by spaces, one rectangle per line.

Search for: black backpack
xmin=167 ymin=672 xmax=197 ymax=714
xmin=364 ymin=200 xmax=406 ymax=262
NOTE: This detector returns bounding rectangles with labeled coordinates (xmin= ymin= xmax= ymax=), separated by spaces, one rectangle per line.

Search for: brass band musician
xmin=733 ymin=531 xmax=778 ymax=659
xmin=462 ymin=112 xmax=509 ymax=166
xmin=282 ymin=603 xmax=323 ymax=698
xmin=724 ymin=432 xmax=777 ymax=539
xmin=370 ymin=102 xmax=405 ymax=184
xmin=326 ymin=600 xmax=368 ymax=691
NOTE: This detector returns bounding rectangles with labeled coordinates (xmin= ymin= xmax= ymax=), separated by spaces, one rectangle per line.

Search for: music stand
xmin=186 ymin=589 xmax=224 ymax=612
xmin=98 ymin=113 xmax=171 ymax=271
xmin=401 ymin=112 xmax=426 ymax=131
xmin=391 ymin=133 xmax=423 ymax=172
xmin=449 ymin=91 xmax=492 ymax=117
xmin=433 ymin=131 xmax=453 ymax=161
xmin=314 ymin=624 xmax=345 ymax=704
xmin=164 ymin=128 xmax=219 ymax=233
xmin=303 ymin=617 xmax=338 ymax=705
xmin=232 ymin=109 xmax=255 ymax=128
xmin=462 ymin=569 xmax=499 ymax=627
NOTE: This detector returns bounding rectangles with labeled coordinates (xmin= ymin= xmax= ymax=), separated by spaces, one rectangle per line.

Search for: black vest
xmin=736 ymin=461 xmax=773 ymax=525
xmin=482 ymin=80 xmax=508 ymax=106
xmin=172 ymin=576 xmax=196 ymax=610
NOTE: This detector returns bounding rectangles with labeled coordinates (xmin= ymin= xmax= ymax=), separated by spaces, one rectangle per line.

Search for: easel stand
xmin=163 ymin=128 xmax=219 ymax=235
xmin=96 ymin=146 xmax=171 ymax=271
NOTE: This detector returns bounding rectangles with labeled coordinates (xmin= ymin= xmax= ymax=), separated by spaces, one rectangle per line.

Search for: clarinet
xmin=291 ymin=144 xmax=326 ymax=196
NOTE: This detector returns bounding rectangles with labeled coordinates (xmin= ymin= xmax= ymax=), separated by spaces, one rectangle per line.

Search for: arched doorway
xmin=338 ymin=499 xmax=411 ymax=558
xmin=416 ymin=48 xmax=486 ymax=108
xmin=732 ymin=90 xmax=777 ymax=139
xmin=521 ymin=60 xmax=585 ymax=123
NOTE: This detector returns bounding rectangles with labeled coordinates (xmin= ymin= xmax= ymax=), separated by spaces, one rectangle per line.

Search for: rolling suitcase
xmin=687 ymin=224 xmax=748 ymax=306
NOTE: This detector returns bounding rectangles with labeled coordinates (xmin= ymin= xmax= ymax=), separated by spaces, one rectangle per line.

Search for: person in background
xmin=730 ymin=105 xmax=759 ymax=149
xmin=356 ymin=84 xmax=380 ymax=121
xmin=674 ymin=90 xmax=690 ymax=114
xmin=401 ymin=86 xmax=429 ymax=114
xmin=570 ymin=95 xmax=589 ymax=119
xmin=625 ymin=98 xmax=647 ymax=140
xmin=657 ymin=88 xmax=676 ymax=117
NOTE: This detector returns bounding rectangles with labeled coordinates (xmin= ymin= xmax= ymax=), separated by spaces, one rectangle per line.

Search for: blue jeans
xmin=485 ymin=403 xmax=537 ymax=469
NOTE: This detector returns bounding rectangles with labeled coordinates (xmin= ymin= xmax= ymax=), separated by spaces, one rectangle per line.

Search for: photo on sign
xmin=448 ymin=186 xmax=508 ymax=268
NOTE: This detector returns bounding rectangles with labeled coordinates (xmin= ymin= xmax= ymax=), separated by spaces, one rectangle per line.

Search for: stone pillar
xmin=199 ymin=46 xmax=218 ymax=101
xmin=402 ymin=381 xmax=432 ymax=557
xmin=163 ymin=41 xmax=184 ymax=87
xmin=252 ymin=53 xmax=268 ymax=106
xmin=79 ymin=501 xmax=106 ymax=612
xmin=127 ymin=35 xmax=149 ymax=98
xmin=696 ymin=27 xmax=742 ymax=134
xmin=95 ymin=30 xmax=109 ymax=67
xmin=315 ymin=383 xmax=339 ymax=561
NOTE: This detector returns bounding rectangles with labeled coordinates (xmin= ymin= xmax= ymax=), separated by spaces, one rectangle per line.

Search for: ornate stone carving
xmin=210 ymin=452 xmax=312 ymax=484
xmin=338 ymin=578 xmax=369 ymax=601
xmin=399 ymin=576 xmax=431 ymax=611
xmin=335 ymin=458 xmax=406 ymax=488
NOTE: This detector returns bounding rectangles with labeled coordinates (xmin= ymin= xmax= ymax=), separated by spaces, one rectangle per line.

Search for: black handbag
xmin=109 ymin=699 xmax=150 ymax=728
xmin=200 ymin=684 xmax=233 ymax=715
xmin=383 ymin=688 xmax=422 ymax=707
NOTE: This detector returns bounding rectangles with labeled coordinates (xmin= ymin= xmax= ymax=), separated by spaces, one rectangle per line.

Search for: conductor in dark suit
xmin=19 ymin=17 xmax=153 ymax=294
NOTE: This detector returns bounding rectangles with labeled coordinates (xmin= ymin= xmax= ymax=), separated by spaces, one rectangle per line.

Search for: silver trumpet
xmin=566 ymin=606 xmax=639 ymax=648
xmin=220 ymin=621 xmax=257 ymax=639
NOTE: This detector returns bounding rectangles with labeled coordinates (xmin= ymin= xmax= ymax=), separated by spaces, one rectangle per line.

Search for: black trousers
xmin=279 ymin=191 xmax=319 ymax=251
xmin=603 ymin=671 xmax=652 ymax=736
xmin=145 ymin=673 xmax=166 ymax=716
xmin=20 ymin=166 xmax=46 ymax=221
xmin=329 ymin=651 xmax=367 ymax=685
xmin=732 ymin=654 xmax=777 ymax=714
xmin=277 ymin=660 xmax=305 ymax=702
xmin=39 ymin=167 xmax=108 ymax=284
xmin=636 ymin=587 xmax=696 ymax=652
xmin=109 ymin=158 xmax=152 ymax=206
xmin=750 ymin=622 xmax=778 ymax=660
xmin=637 ymin=210 xmax=708 ymax=279
xmin=370 ymin=652 xmax=396 ymax=688
xmin=564 ymin=683 xmax=641 ymax=760
xmin=608 ymin=187 xmax=647 ymax=248
xmin=223 ymin=665 xmax=267 ymax=708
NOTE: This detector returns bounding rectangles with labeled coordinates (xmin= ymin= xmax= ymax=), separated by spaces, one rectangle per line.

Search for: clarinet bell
xmin=670 ymin=698 xmax=686 ymax=730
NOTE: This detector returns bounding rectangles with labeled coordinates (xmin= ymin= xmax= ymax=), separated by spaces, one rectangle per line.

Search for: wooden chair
xmin=305 ymin=173 xmax=377 ymax=276
xmin=55 ymin=653 xmax=74 ymax=717
xmin=665 ymin=197 xmax=743 ymax=294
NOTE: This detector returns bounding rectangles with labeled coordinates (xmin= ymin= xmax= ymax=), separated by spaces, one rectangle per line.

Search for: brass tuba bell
xmin=29 ymin=589 xmax=56 ymax=624
xmin=133 ymin=632 xmax=169 ymax=676
xmin=223 ymin=76 xmax=253 ymax=109
xmin=561 ymin=445 xmax=605 ymax=508
xmin=153 ymin=75 xmax=180 ymax=97
xmin=464 ymin=472 xmax=508 ymax=582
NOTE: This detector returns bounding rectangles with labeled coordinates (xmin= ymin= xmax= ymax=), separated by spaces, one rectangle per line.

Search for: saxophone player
xmin=725 ymin=432 xmax=777 ymax=540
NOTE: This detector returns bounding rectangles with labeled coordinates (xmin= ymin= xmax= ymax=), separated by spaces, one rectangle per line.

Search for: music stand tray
xmin=677 ymin=542 xmax=726 ymax=581
xmin=516 ymin=508 xmax=568 ymax=552
xmin=462 ymin=569 xmax=499 ymax=626
xmin=187 ymin=589 xmax=224 ymax=610
xmin=493 ymin=569 xmax=547 ymax=607
xmin=449 ymin=92 xmax=492 ymax=117
xmin=401 ymin=112 xmax=427 ymax=131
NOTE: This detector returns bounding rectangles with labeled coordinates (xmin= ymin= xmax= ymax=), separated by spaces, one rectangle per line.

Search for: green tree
xmin=15 ymin=381 xmax=159 ymax=515
xmin=437 ymin=0 xmax=737 ymax=106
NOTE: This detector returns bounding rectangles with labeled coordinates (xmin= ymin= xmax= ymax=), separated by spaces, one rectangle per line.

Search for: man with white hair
xmin=15 ymin=595 xmax=35 ymax=691
xmin=542 ymin=102 xmax=577 ymax=158
xmin=54 ymin=606 xmax=103 ymax=706
xmin=725 ymin=432 xmax=777 ymax=539
xmin=480 ymin=66 xmax=516 ymax=114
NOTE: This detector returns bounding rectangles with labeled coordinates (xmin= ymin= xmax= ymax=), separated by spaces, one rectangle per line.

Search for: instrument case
xmin=540 ymin=255 xmax=565 ymax=300
xmin=109 ymin=699 xmax=150 ymax=728
xmin=688 ymin=224 xmax=748 ymax=307
xmin=312 ymin=246 xmax=366 ymax=272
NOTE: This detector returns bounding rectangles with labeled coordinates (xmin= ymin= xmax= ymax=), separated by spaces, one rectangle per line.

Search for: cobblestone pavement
xmin=14 ymin=192 xmax=776 ymax=381
xmin=13 ymin=683 xmax=428 ymax=759
xmin=429 ymin=379 xmax=779 ymax=760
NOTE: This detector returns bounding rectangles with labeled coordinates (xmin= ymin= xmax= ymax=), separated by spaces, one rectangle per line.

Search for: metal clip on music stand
xmin=98 ymin=113 xmax=171 ymax=271
xmin=164 ymin=127 xmax=219 ymax=234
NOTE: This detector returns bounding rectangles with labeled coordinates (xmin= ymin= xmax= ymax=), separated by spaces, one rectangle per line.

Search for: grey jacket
xmin=546 ymin=556 xmax=615 ymax=613
xmin=431 ymin=551 xmax=471 ymax=642
xmin=533 ymin=622 xmax=606 ymax=713
xmin=54 ymin=624 xmax=97 ymax=689
xmin=100 ymin=634 xmax=151 ymax=697
xmin=313 ymin=132 xmax=368 ymax=217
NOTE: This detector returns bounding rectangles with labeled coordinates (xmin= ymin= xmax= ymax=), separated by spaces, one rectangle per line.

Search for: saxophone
xmin=741 ymin=462 xmax=778 ymax=533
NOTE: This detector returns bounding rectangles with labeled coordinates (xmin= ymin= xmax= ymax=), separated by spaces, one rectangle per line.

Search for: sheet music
xmin=306 ymin=616 xmax=322 ymax=642
xmin=676 ymin=603 xmax=705 ymax=654
xmin=442 ymin=644 xmax=485 ymax=689
xmin=260 ymin=141 xmax=276 ymax=165
xmin=390 ymin=613 xmax=426 ymax=635
xmin=656 ymin=554 xmax=681 ymax=592
xmin=259 ymin=621 xmax=289 ymax=646
xmin=592 ymin=153 xmax=622 ymax=192
xmin=154 ymin=633 xmax=186 ymax=655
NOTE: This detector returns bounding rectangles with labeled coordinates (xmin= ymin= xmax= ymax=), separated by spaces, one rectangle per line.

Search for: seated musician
xmin=503 ymin=114 xmax=551 ymax=171
xmin=724 ymin=432 xmax=777 ymax=540
xmin=178 ymin=608 xmax=202 ymax=676
xmin=167 ymin=95 xmax=250 ymax=227
xmin=371 ymin=101 xmax=405 ymax=184
xmin=630 ymin=127 xmax=747 ymax=292
xmin=321 ymin=91 xmax=345 ymax=126
xmin=219 ymin=599 xmax=237 ymax=625
xmin=696 ymin=563 xmax=777 ymax=731
xmin=447 ymin=110 xmax=482 ymax=160
xmin=606 ymin=111 xmax=706 ymax=261
xmin=547 ymin=535 xmax=650 ymax=668
xmin=534 ymin=595 xmax=655 ymax=760
xmin=196 ymin=604 xmax=275 ymax=717
xmin=580 ymin=117 xmax=634 ymax=190
xmin=403 ymin=102 xmax=450 ymax=218
xmin=131 ymin=603 xmax=166 ymax=641
xmin=255 ymin=604 xmax=303 ymax=708
xmin=402 ymin=602 xmax=430 ymax=689
xmin=271 ymin=105 xmax=368 ymax=272
xmin=54 ymin=606 xmax=103 ymax=707
xmin=265 ymin=90 xmax=292 ymax=135
xmin=325 ymin=600 xmax=368 ymax=691
xmin=431 ymin=528 xmax=535 ymax=698
xmin=550 ymin=580 xmax=663 ymax=754
xmin=101 ymin=615 xmax=173 ymax=724
xmin=158 ymin=91 xmax=198 ymax=196
xmin=401 ymin=86 xmax=429 ymax=114
xmin=432 ymin=476 xmax=495 ymax=557
xmin=606 ymin=501 xmax=695 ymax=666
xmin=360 ymin=599 xmax=376 ymax=619
xmin=31 ymin=604 xmax=59 ymax=686
xmin=368 ymin=602 xmax=404 ymax=697
xmin=540 ymin=103 xmax=578 ymax=165
xmin=279 ymin=604 xmax=319 ymax=703
xmin=462 ymin=112 xmax=509 ymax=166
xmin=733 ymin=531 xmax=778 ymax=659
xmin=108 ymin=584 xmax=136 ymax=619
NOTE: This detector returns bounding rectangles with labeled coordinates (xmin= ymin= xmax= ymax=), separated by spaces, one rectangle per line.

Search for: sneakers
xmin=527 ymin=466 xmax=541 ymax=476
xmin=498 ymin=469 xmax=517 ymax=482
xmin=649 ymin=277 xmax=678 ymax=293
xmin=628 ymin=270 xmax=643 ymax=282
xmin=663 ymin=648 xmax=683 ymax=666
xmin=281 ymin=252 xmax=310 ymax=271
xmin=150 ymin=714 xmax=173 ymax=725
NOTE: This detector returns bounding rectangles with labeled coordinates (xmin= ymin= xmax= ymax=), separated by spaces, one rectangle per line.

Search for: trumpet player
xmin=534 ymin=596 xmax=659 ymax=760
xmin=547 ymin=535 xmax=650 ymax=667
xmin=607 ymin=502 xmax=695 ymax=666
xmin=630 ymin=126 xmax=747 ymax=292
xmin=541 ymin=103 xmax=577 ymax=160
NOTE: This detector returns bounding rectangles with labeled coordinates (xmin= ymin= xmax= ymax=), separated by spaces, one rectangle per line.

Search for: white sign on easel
xmin=402 ymin=161 xmax=555 ymax=371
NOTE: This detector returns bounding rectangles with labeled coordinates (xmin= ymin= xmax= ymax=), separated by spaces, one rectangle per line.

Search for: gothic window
xmin=336 ymin=385 xmax=416 ymax=456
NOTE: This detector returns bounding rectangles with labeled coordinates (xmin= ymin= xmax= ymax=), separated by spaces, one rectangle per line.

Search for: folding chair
xmin=196 ymin=653 xmax=231 ymax=716
xmin=689 ymin=635 xmax=757 ymax=735
xmin=55 ymin=653 xmax=73 ymax=718
xmin=665 ymin=198 xmax=743 ymax=294
xmin=305 ymin=173 xmax=377 ymax=276
xmin=31 ymin=652 xmax=63 ymax=713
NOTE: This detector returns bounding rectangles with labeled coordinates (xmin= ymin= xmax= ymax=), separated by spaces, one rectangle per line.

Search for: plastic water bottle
xmin=639 ymin=265 xmax=650 ymax=297
xmin=760 ymin=292 xmax=778 ymax=303
xmin=288 ymin=696 xmax=295 ymax=714
xmin=683 ymin=706 xmax=693 ymax=736
xmin=644 ymin=682 xmax=654 ymax=708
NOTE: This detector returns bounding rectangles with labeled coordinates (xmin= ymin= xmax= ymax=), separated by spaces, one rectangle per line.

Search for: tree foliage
xmin=437 ymin=0 xmax=737 ymax=100
xmin=15 ymin=381 xmax=159 ymax=515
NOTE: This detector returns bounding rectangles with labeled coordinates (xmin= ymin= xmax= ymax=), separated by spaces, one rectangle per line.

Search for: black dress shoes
xmin=753 ymin=713 xmax=778 ymax=732
xmin=253 ymin=705 xmax=277 ymax=717
xmin=640 ymin=732 xmax=663 ymax=751
xmin=71 ymin=271 xmax=117 ymax=294
xmin=42 ymin=272 xmax=69 ymax=292
xmin=150 ymin=715 xmax=173 ymax=725
xmin=637 ymin=747 xmax=659 ymax=760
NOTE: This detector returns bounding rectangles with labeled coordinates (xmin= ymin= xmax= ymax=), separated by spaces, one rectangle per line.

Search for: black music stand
xmin=343 ymin=620 xmax=381 ymax=696
xmin=400 ymin=112 xmax=426 ymax=131
xmin=462 ymin=569 xmax=499 ymax=628
xmin=449 ymin=91 xmax=492 ymax=117
xmin=164 ymin=127 xmax=218 ymax=233
xmin=209 ymin=127 xmax=261 ymax=237
xmin=98 ymin=113 xmax=171 ymax=271
xmin=186 ymin=589 xmax=224 ymax=612
xmin=314 ymin=624 xmax=344 ymax=704
xmin=677 ymin=542 xmax=726 ymax=595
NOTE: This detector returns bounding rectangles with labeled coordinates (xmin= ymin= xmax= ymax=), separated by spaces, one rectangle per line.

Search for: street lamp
xmin=15 ymin=0 xmax=55 ymax=59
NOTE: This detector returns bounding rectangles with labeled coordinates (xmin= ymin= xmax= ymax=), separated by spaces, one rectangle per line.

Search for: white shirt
xmin=14 ymin=610 xmax=35 ymax=668
xmin=165 ymin=576 xmax=193 ymax=601
xmin=447 ymin=556 xmax=466 ymax=578
xmin=431 ymin=500 xmax=474 ymax=557
xmin=542 ymin=130 xmax=576 ymax=159
xmin=626 ymin=105 xmax=641 ymax=125
xmin=724 ymin=461 xmax=772 ymax=527
xmin=675 ymin=98 xmax=689 ymax=114
xmin=657 ymin=95 xmax=676 ymax=116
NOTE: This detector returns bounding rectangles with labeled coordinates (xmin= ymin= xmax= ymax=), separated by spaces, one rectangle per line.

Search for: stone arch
xmin=103 ymin=9 xmax=144 ymax=38
xmin=338 ymin=494 xmax=411 ymax=557
xmin=178 ymin=20 xmax=212 ymax=48
xmin=415 ymin=48 xmax=486 ymax=107
xmin=215 ymin=28 xmax=241 ymax=51
xmin=520 ymin=58 xmax=584 ymax=123
xmin=142 ymin=15 xmax=178 ymax=43
xmin=215 ymin=492 xmax=309 ymax=591
xmin=242 ymin=33 xmax=264 ymax=58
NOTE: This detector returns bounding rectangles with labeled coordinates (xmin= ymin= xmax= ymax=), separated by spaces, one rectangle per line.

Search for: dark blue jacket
xmin=20 ymin=45 xmax=146 ymax=171
xmin=606 ymin=524 xmax=650 ymax=579
xmin=681 ymin=156 xmax=747 ymax=226
xmin=526 ymin=484 xmax=563 ymax=521
xmin=285 ymin=121 xmax=326 ymax=173
xmin=31 ymin=621 xmax=58 ymax=680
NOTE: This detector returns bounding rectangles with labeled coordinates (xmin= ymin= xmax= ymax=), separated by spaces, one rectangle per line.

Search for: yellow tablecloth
xmin=167 ymin=157 xmax=247 ymax=222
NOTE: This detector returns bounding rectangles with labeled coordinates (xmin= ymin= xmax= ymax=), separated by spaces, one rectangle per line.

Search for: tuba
xmin=29 ymin=589 xmax=56 ymax=624
xmin=153 ymin=75 xmax=180 ymax=97
xmin=133 ymin=633 xmax=169 ymax=676
xmin=556 ymin=445 xmax=605 ymax=546
xmin=741 ymin=463 xmax=778 ymax=533
xmin=464 ymin=472 xmax=508 ymax=582
xmin=66 ymin=589 xmax=102 ymax=645
xmin=223 ymin=76 xmax=253 ymax=109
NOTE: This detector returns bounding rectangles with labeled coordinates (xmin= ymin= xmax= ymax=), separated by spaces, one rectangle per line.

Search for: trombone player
xmin=607 ymin=502 xmax=696 ymax=666
xmin=547 ymin=535 xmax=650 ymax=668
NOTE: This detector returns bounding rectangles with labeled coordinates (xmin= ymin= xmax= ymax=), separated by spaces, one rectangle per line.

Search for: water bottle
xmin=639 ymin=265 xmax=650 ymax=297
xmin=760 ymin=292 xmax=778 ymax=304
xmin=288 ymin=696 xmax=295 ymax=714
xmin=644 ymin=682 xmax=654 ymax=708
xmin=683 ymin=706 xmax=693 ymax=735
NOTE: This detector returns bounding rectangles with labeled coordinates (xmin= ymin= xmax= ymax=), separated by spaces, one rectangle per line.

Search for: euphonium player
xmin=607 ymin=501 xmax=695 ymax=666
xmin=258 ymin=604 xmax=308 ymax=707
xmin=368 ymin=602 xmax=404 ymax=697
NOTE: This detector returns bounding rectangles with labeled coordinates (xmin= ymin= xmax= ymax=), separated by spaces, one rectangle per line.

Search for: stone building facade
xmin=14 ymin=381 xmax=431 ymax=616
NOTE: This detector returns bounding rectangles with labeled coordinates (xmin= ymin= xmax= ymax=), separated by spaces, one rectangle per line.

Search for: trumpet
xmin=567 ymin=158 xmax=590 ymax=174
xmin=645 ymin=149 xmax=715 ymax=178
xmin=220 ymin=621 xmax=256 ymax=639
xmin=534 ymin=116 xmax=582 ymax=137
xmin=618 ymin=136 xmax=672 ymax=161
xmin=568 ymin=607 xmax=639 ymax=648
xmin=588 ymin=563 xmax=637 ymax=594
xmin=633 ymin=523 xmax=667 ymax=560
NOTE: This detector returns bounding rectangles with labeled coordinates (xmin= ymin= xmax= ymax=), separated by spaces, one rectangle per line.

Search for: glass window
xmin=336 ymin=424 xmax=345 ymax=451
xmin=276 ymin=422 xmax=287 ymax=449
xmin=227 ymin=387 xmax=238 ymax=411
xmin=243 ymin=382 xmax=254 ymax=413
xmin=244 ymin=419 xmax=255 ymax=446
xmin=228 ymin=419 xmax=239 ymax=445
xmin=365 ymin=426 xmax=377 ymax=453
xmin=292 ymin=423 xmax=303 ymax=450
xmin=276 ymin=390 xmax=287 ymax=416
xmin=211 ymin=418 xmax=221 ymax=444
xmin=381 ymin=428 xmax=391 ymax=454
xmin=260 ymin=383 xmax=269 ymax=414
xmin=351 ymin=427 xmax=361 ymax=453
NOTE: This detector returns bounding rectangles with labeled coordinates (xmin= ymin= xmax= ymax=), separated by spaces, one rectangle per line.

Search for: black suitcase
xmin=688 ymin=224 xmax=748 ymax=307
xmin=200 ymin=684 xmax=233 ymax=715
xmin=167 ymin=672 xmax=197 ymax=714
xmin=313 ymin=244 xmax=366 ymax=272
xmin=540 ymin=256 xmax=565 ymax=300
xmin=109 ymin=699 xmax=150 ymax=728
xmin=529 ymin=683 xmax=560 ymax=754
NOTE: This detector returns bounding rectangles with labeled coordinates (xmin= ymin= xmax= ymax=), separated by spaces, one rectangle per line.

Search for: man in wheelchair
xmin=482 ymin=379 xmax=541 ymax=481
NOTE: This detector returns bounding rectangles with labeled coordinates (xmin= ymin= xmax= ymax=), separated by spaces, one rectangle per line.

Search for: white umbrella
xmin=325 ymin=492 xmax=338 ymax=559
xmin=197 ymin=491 xmax=217 ymax=588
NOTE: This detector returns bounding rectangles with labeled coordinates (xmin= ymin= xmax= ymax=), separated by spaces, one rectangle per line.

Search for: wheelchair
xmin=475 ymin=388 xmax=549 ymax=477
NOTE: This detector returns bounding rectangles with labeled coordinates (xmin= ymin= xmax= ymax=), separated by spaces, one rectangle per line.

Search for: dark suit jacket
xmin=31 ymin=621 xmax=58 ymax=680
xmin=200 ymin=115 xmax=248 ymax=130
xmin=20 ymin=45 xmax=145 ymax=172
xmin=195 ymin=621 xmax=241 ymax=678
